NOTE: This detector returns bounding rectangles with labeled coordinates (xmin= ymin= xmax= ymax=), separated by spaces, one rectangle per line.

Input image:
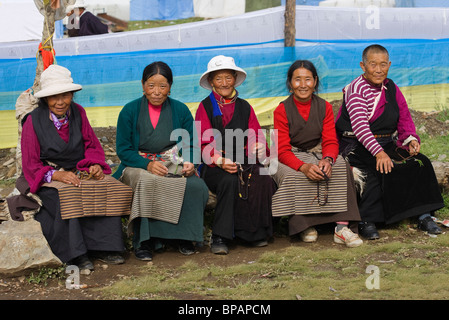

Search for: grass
xmin=100 ymin=229 xmax=449 ymax=300
xmin=126 ymin=18 xmax=206 ymax=31
xmin=419 ymin=133 xmax=449 ymax=162
xmin=97 ymin=110 xmax=449 ymax=300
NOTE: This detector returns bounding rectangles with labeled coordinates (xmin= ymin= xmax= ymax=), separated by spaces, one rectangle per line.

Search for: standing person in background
xmin=66 ymin=0 xmax=108 ymax=37
xmin=335 ymin=44 xmax=444 ymax=239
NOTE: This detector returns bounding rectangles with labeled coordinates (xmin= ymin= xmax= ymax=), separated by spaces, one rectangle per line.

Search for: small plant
xmin=27 ymin=266 xmax=66 ymax=286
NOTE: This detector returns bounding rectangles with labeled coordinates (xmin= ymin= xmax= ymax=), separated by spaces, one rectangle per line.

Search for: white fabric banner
xmin=193 ymin=0 xmax=246 ymax=18
xmin=1 ymin=5 xmax=449 ymax=58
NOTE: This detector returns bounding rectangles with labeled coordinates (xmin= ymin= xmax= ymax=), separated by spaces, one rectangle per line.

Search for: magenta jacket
xmin=21 ymin=103 xmax=111 ymax=193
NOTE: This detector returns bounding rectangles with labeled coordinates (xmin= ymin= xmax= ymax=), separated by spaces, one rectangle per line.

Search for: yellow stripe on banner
xmin=1 ymin=83 xmax=448 ymax=149
xmin=0 ymin=110 xmax=18 ymax=150
xmin=84 ymin=105 xmax=125 ymax=128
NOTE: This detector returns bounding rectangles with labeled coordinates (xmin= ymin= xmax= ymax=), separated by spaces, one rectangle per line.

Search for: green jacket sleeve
xmin=171 ymin=98 xmax=200 ymax=165
xmin=114 ymin=97 xmax=150 ymax=176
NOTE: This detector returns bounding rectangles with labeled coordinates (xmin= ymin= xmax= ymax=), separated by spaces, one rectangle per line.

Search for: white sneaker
xmin=334 ymin=227 xmax=363 ymax=248
xmin=300 ymin=227 xmax=318 ymax=243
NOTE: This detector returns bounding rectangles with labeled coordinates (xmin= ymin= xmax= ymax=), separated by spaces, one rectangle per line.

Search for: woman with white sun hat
xmin=195 ymin=55 xmax=276 ymax=255
xmin=9 ymin=64 xmax=132 ymax=271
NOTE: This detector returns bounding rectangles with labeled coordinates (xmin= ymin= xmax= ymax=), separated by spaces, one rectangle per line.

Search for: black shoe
xmin=179 ymin=240 xmax=196 ymax=256
xmin=418 ymin=216 xmax=442 ymax=235
xmin=251 ymin=239 xmax=268 ymax=247
xmin=91 ymin=251 xmax=125 ymax=265
xmin=210 ymin=235 xmax=229 ymax=255
xmin=71 ymin=254 xmax=94 ymax=270
xmin=359 ymin=222 xmax=380 ymax=240
xmin=135 ymin=248 xmax=153 ymax=261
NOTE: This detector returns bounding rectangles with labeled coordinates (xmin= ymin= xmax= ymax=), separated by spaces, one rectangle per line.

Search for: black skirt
xmin=34 ymin=187 xmax=125 ymax=263
xmin=202 ymin=164 xmax=275 ymax=242
xmin=344 ymin=139 xmax=444 ymax=224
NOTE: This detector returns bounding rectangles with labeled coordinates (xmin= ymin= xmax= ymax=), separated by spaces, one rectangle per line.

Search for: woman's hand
xmin=318 ymin=159 xmax=332 ymax=178
xmin=182 ymin=161 xmax=195 ymax=177
xmin=52 ymin=170 xmax=81 ymax=187
xmin=147 ymin=160 xmax=168 ymax=176
xmin=250 ymin=142 xmax=265 ymax=157
xmin=299 ymin=162 xmax=330 ymax=181
xmin=217 ymin=157 xmax=238 ymax=174
xmin=408 ymin=140 xmax=420 ymax=156
xmin=89 ymin=164 xmax=105 ymax=180
xmin=375 ymin=150 xmax=394 ymax=174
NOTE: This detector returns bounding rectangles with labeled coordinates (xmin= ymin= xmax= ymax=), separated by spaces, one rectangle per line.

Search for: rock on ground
xmin=0 ymin=219 xmax=62 ymax=275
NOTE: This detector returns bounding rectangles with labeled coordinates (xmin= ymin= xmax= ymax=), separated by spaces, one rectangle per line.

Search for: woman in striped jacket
xmin=335 ymin=44 xmax=444 ymax=240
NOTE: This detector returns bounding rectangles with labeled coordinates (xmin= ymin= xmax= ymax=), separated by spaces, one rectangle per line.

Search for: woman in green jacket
xmin=113 ymin=61 xmax=209 ymax=261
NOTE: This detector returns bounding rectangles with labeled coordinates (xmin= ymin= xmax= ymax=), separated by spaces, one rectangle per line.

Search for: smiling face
xmin=289 ymin=67 xmax=317 ymax=103
xmin=45 ymin=92 xmax=73 ymax=117
xmin=142 ymin=73 xmax=171 ymax=106
xmin=360 ymin=51 xmax=391 ymax=86
xmin=208 ymin=70 xmax=236 ymax=99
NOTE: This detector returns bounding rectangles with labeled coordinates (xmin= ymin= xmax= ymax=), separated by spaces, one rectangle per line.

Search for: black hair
xmin=141 ymin=61 xmax=173 ymax=85
xmin=362 ymin=44 xmax=389 ymax=63
xmin=286 ymin=60 xmax=320 ymax=93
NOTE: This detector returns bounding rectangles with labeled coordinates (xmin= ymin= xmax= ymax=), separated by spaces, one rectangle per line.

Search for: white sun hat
xmin=66 ymin=0 xmax=85 ymax=12
xmin=72 ymin=0 xmax=86 ymax=8
xmin=34 ymin=65 xmax=82 ymax=98
xmin=199 ymin=55 xmax=247 ymax=90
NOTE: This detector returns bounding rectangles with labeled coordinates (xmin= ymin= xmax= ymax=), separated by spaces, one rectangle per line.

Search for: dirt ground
xmin=0 ymin=104 xmax=448 ymax=300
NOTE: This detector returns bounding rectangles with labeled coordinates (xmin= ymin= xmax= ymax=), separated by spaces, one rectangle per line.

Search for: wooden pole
xmin=284 ymin=0 xmax=296 ymax=47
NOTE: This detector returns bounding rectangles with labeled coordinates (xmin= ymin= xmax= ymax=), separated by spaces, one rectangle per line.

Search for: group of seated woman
xmin=11 ymin=45 xmax=444 ymax=271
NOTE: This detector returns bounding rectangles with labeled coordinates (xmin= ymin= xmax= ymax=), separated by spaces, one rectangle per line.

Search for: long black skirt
xmin=34 ymin=187 xmax=125 ymax=263
xmin=202 ymin=164 xmax=275 ymax=242
xmin=343 ymin=140 xmax=444 ymax=224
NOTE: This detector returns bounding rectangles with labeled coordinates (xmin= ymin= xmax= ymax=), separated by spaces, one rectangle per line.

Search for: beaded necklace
xmin=237 ymin=163 xmax=253 ymax=200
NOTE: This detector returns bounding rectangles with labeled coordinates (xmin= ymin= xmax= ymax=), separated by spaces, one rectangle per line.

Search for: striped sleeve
xmin=345 ymin=77 xmax=383 ymax=156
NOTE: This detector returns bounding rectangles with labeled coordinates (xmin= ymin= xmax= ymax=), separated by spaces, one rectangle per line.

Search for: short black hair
xmin=142 ymin=61 xmax=173 ymax=85
xmin=286 ymin=60 xmax=320 ymax=93
xmin=362 ymin=44 xmax=389 ymax=63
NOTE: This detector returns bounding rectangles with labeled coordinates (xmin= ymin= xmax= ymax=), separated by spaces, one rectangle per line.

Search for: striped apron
xmin=119 ymin=150 xmax=187 ymax=226
xmin=42 ymin=175 xmax=133 ymax=219
xmin=272 ymin=149 xmax=348 ymax=216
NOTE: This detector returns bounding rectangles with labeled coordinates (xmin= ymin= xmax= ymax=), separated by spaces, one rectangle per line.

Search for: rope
xmin=36 ymin=16 xmax=57 ymax=69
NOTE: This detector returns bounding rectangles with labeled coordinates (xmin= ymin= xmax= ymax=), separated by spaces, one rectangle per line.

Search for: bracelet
xmin=324 ymin=157 xmax=334 ymax=165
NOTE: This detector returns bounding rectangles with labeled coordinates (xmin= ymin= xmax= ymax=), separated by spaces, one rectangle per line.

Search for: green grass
xmin=420 ymin=133 xmax=449 ymax=162
xmin=100 ymin=230 xmax=449 ymax=300
xmin=126 ymin=18 xmax=206 ymax=31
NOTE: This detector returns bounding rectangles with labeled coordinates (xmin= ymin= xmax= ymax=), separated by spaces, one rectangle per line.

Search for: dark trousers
xmin=202 ymin=164 xmax=274 ymax=241
xmin=35 ymin=187 xmax=125 ymax=263
xmin=345 ymin=141 xmax=444 ymax=224
xmin=202 ymin=166 xmax=238 ymax=240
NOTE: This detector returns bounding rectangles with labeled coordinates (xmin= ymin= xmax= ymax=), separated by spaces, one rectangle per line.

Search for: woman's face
xmin=46 ymin=92 xmax=73 ymax=117
xmin=142 ymin=74 xmax=171 ymax=106
xmin=209 ymin=70 xmax=236 ymax=99
xmin=290 ymin=67 xmax=317 ymax=103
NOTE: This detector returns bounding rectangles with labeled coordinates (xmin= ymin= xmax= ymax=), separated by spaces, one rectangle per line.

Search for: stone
xmin=0 ymin=219 xmax=62 ymax=275
xmin=432 ymin=161 xmax=449 ymax=188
